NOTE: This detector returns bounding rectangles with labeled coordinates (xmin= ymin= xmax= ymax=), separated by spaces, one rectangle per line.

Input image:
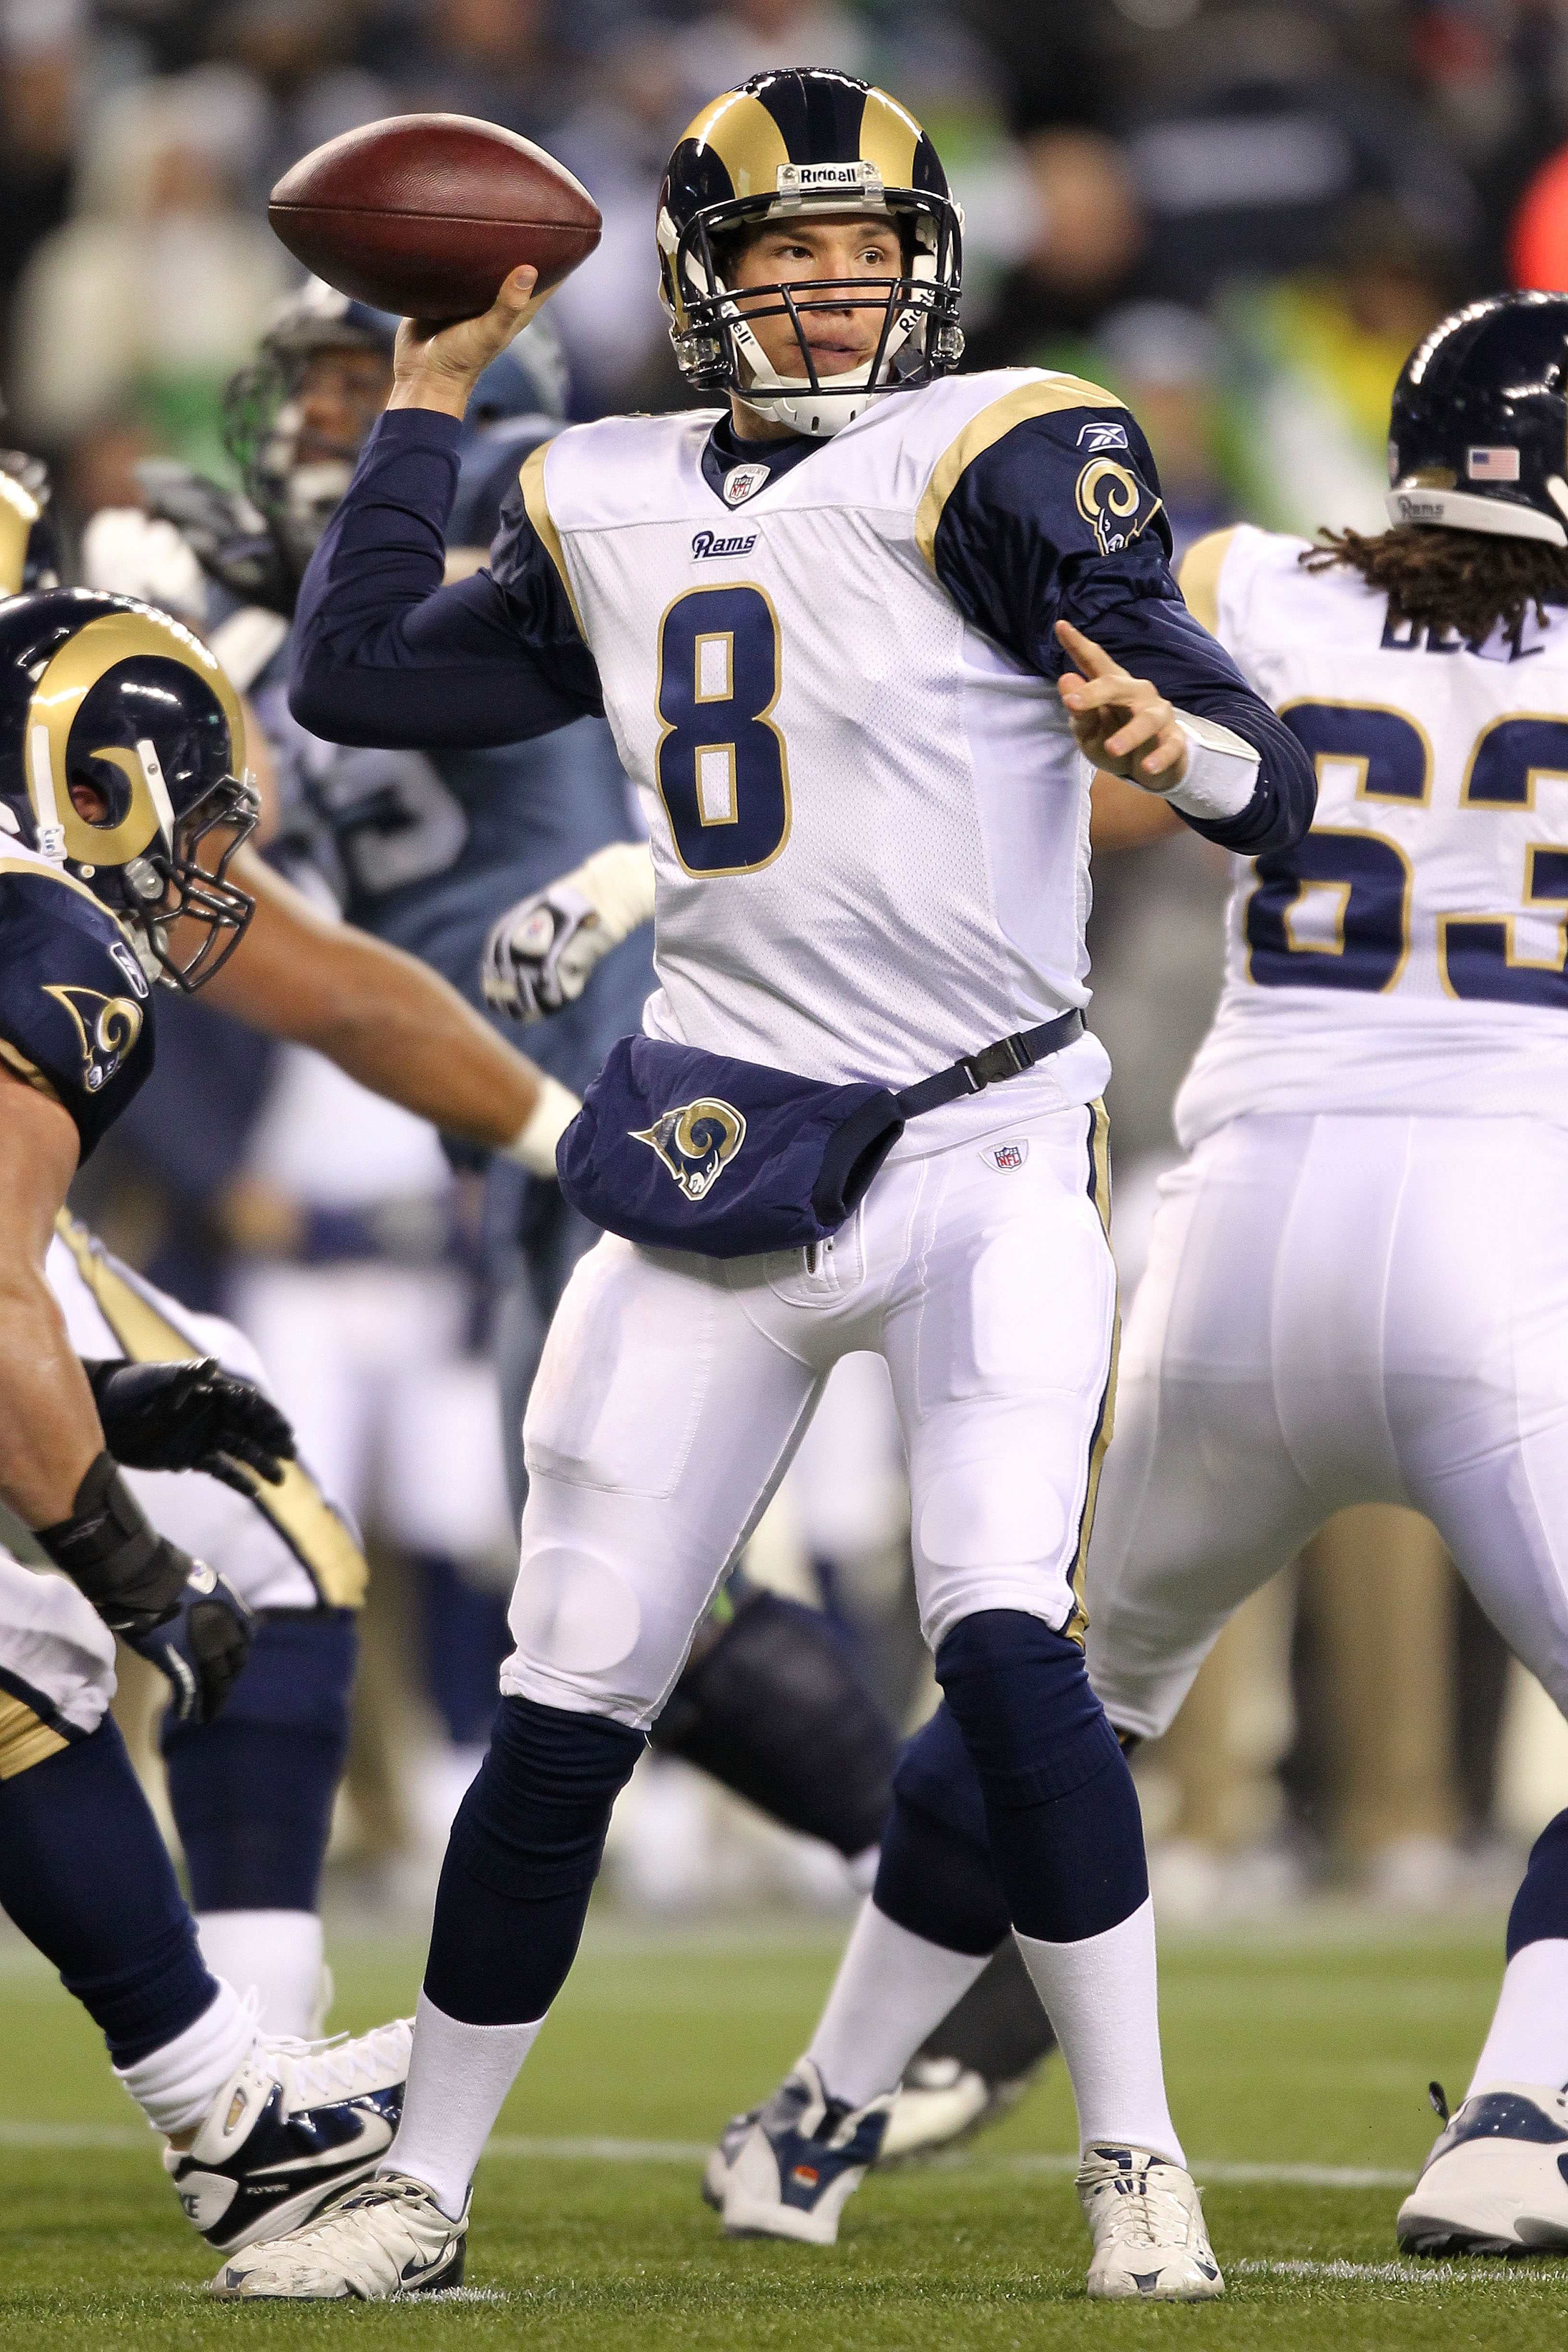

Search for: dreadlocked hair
xmin=1302 ymin=524 xmax=1568 ymax=647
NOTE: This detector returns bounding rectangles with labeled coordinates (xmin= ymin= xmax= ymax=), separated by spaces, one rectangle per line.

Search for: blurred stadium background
xmin=8 ymin=0 xmax=1568 ymax=1968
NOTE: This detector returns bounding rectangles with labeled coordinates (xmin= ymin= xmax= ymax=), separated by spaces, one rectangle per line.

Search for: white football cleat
xmin=1077 ymin=2145 xmax=1225 ymax=2300
xmin=710 ymin=2057 xmax=895 ymax=2245
xmin=877 ymin=2056 xmax=992 ymax=2162
xmin=208 ymin=2171 xmax=468 ymax=2298
xmin=1397 ymin=2083 xmax=1568 ymax=2255
xmin=167 ymin=2015 xmax=412 ymax=2252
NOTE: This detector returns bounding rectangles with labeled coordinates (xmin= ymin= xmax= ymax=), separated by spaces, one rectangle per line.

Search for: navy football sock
xmin=0 ymin=1717 xmax=215 ymax=2063
xmin=874 ymin=1702 xmax=1011 ymax=1953
xmin=425 ymin=1693 xmax=645 ymax=2024
xmin=162 ymin=1608 xmax=356 ymax=1912
xmin=1507 ymin=1806 xmax=1568 ymax=1955
xmin=935 ymin=1611 xmax=1148 ymax=1943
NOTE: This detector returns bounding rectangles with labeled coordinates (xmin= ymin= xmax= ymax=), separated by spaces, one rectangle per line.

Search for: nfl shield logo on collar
xmin=723 ymin=463 xmax=770 ymax=506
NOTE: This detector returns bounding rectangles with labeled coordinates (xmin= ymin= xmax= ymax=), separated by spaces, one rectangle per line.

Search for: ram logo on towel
xmin=633 ymin=1097 xmax=747 ymax=1201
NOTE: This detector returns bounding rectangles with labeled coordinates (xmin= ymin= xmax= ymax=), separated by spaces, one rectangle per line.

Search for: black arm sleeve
xmin=929 ymin=405 xmax=1315 ymax=856
xmin=291 ymin=409 xmax=602 ymax=751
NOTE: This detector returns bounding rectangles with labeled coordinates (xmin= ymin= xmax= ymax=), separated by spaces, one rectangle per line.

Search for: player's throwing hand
xmin=391 ymin=265 xmax=545 ymax=419
xmin=1054 ymin=618 xmax=1189 ymax=796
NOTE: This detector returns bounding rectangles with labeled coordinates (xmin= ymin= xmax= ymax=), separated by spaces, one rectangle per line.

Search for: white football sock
xmin=115 ymin=1978 xmax=256 ymax=2135
xmin=387 ymin=1989 xmax=544 ymax=2219
xmin=196 ymin=1910 xmax=324 ymax=2040
xmin=1015 ymin=1898 xmax=1184 ymax=2165
xmin=1468 ymin=1938 xmax=1568 ymax=2096
xmin=806 ymin=1899 xmax=993 ymax=2107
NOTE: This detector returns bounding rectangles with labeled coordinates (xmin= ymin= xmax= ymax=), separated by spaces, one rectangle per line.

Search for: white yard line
xmin=0 ymin=2119 xmax=1415 ymax=2190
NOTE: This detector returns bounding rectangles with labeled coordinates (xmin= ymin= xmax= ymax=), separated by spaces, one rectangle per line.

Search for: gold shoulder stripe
xmin=0 ymin=1036 xmax=61 ymax=1104
xmin=52 ymin=1213 xmax=368 ymax=1609
xmin=0 ymin=1690 xmax=68 ymax=1779
xmin=1177 ymin=527 xmax=1239 ymax=636
xmin=517 ymin=441 xmax=586 ymax=639
xmin=915 ymin=374 xmax=1126 ymax=570
xmin=0 ymin=850 xmax=112 ymax=914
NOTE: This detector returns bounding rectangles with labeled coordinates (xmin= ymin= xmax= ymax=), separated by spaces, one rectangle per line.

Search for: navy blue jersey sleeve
xmin=0 ymin=863 xmax=154 ymax=1159
xmin=926 ymin=394 xmax=1314 ymax=855
xmin=291 ymin=409 xmax=602 ymax=751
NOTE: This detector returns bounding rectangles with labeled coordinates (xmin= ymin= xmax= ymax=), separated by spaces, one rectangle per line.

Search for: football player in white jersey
xmin=730 ymin=287 xmax=1568 ymax=2262
xmin=214 ymin=70 xmax=1314 ymax=2301
xmin=1093 ymin=289 xmax=1568 ymax=2258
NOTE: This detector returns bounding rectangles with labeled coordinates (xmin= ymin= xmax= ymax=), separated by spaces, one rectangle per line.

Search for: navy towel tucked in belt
xmin=557 ymin=1032 xmax=904 ymax=1258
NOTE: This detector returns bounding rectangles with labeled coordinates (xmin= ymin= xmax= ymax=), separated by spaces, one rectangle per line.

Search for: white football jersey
xmin=506 ymin=370 xmax=1116 ymax=1120
xmin=1175 ymin=523 xmax=1568 ymax=1145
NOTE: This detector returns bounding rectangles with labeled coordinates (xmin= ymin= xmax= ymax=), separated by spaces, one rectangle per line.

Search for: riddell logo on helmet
xmin=777 ymin=162 xmax=880 ymax=195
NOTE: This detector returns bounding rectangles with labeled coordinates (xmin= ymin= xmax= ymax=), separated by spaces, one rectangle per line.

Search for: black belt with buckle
xmin=894 ymin=1009 xmax=1086 ymax=1121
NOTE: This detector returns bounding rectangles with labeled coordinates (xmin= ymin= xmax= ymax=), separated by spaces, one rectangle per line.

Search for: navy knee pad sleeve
xmin=427 ymin=1694 xmax=645 ymax=2025
xmin=162 ymin=1608 xmax=355 ymax=1913
xmin=0 ymin=1718 xmax=215 ymax=2064
xmin=447 ymin=1693 xmax=646 ymax=1902
xmin=1507 ymin=1807 xmax=1568 ymax=1957
xmin=936 ymin=1610 xmax=1122 ymax=1805
xmin=935 ymin=1610 xmax=1148 ymax=1943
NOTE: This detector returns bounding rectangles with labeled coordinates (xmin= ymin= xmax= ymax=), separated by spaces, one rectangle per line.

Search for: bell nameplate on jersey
xmin=632 ymin=1096 xmax=747 ymax=1201
xmin=723 ymin=465 xmax=770 ymax=507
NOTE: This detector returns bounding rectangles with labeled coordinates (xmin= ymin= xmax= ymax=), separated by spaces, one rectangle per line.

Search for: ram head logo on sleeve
xmin=1074 ymin=456 xmax=1162 ymax=557
xmin=633 ymin=1097 xmax=746 ymax=1201
xmin=42 ymin=983 xmax=144 ymax=1092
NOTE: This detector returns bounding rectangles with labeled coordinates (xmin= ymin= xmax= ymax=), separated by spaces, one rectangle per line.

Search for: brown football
xmin=268 ymin=114 xmax=601 ymax=322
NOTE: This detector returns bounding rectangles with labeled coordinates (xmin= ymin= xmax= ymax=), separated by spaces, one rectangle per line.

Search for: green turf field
xmin=2 ymin=1904 xmax=1566 ymax=2349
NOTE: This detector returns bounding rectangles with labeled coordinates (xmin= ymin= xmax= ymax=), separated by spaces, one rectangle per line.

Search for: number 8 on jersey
xmin=655 ymin=585 xmax=791 ymax=876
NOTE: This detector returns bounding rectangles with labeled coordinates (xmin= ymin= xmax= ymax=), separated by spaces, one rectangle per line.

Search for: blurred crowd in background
xmin=17 ymin=0 xmax=1568 ymax=1923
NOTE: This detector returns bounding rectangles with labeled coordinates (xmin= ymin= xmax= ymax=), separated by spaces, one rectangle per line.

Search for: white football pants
xmin=502 ymin=1100 xmax=1118 ymax=1727
xmin=1088 ymin=1112 xmax=1568 ymax=1738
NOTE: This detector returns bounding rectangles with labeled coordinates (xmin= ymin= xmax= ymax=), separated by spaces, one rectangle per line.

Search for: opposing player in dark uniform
xmin=0 ymin=580 xmax=572 ymax=2254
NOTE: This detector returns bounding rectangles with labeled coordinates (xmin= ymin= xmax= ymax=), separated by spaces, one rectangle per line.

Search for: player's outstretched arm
xmin=291 ymin=267 xmax=599 ymax=754
xmin=0 ymin=1072 xmax=253 ymax=1717
xmin=198 ymin=846 xmax=575 ymax=1174
xmin=0 ymin=1072 xmax=102 ymax=1524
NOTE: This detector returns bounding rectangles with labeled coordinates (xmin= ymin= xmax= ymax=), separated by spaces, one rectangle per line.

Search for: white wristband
xmin=502 ymin=1073 xmax=581 ymax=1178
xmin=570 ymin=841 xmax=656 ymax=946
xmin=1163 ymin=711 xmax=1260 ymax=822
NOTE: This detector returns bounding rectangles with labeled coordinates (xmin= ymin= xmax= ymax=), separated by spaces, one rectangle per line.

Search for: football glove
xmin=480 ymin=840 xmax=655 ymax=1023
xmin=126 ymin=1557 xmax=256 ymax=1727
xmin=481 ymin=882 xmax=604 ymax=1023
xmin=83 ymin=1356 xmax=295 ymax=1496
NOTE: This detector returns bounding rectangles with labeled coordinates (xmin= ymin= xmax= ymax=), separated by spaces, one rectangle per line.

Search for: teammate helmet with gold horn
xmin=657 ymin=67 xmax=964 ymax=438
xmin=0 ymin=589 xmax=258 ymax=989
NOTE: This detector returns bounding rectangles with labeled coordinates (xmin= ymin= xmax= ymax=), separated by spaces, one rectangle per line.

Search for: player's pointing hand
xmin=1054 ymin=618 xmax=1189 ymax=796
xmin=391 ymin=265 xmax=545 ymax=421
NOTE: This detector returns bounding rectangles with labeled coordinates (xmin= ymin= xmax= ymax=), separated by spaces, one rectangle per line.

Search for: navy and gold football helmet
xmin=657 ymin=67 xmax=963 ymax=437
xmin=0 ymin=590 xmax=257 ymax=989
xmin=1388 ymin=291 xmax=1568 ymax=546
